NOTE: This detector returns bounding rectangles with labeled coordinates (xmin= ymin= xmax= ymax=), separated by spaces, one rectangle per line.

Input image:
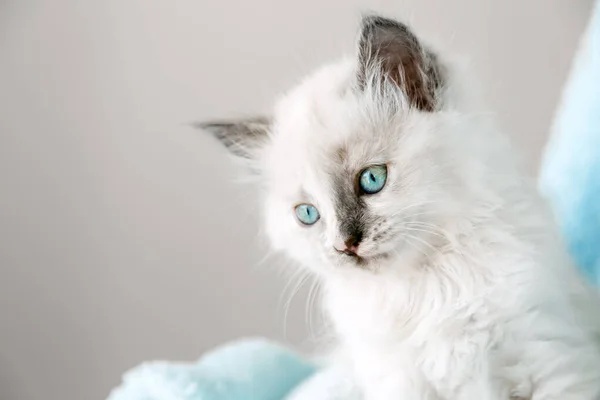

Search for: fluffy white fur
xmin=206 ymin=16 xmax=600 ymax=400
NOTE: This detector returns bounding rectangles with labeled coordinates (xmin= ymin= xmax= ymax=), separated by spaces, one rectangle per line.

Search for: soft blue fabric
xmin=107 ymin=339 xmax=317 ymax=400
xmin=539 ymin=0 xmax=600 ymax=285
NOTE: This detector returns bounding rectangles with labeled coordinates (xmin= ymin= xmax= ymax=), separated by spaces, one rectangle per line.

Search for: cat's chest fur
xmin=324 ymin=257 xmax=501 ymax=346
xmin=322 ymin=268 xmax=519 ymax=397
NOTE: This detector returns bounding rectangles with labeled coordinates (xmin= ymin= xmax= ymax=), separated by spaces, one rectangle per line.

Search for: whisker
xmin=402 ymin=221 xmax=454 ymax=238
xmin=402 ymin=232 xmax=442 ymax=266
xmin=305 ymin=278 xmax=321 ymax=341
xmin=398 ymin=236 xmax=433 ymax=265
xmin=401 ymin=225 xmax=446 ymax=239
xmin=389 ymin=200 xmax=441 ymax=217
xmin=405 ymin=232 xmax=442 ymax=255
xmin=280 ymin=268 xmax=310 ymax=340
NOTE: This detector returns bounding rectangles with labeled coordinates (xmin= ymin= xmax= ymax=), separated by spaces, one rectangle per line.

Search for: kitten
xmin=201 ymin=15 xmax=600 ymax=400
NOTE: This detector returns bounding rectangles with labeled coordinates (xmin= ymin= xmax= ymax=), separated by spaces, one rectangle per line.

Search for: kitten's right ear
xmin=195 ymin=116 xmax=271 ymax=159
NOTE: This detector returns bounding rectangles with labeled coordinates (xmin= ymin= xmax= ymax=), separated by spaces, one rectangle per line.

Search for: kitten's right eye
xmin=359 ymin=164 xmax=387 ymax=195
xmin=295 ymin=204 xmax=320 ymax=226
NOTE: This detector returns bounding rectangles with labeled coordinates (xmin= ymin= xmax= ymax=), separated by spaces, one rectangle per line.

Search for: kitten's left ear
xmin=196 ymin=116 xmax=270 ymax=159
xmin=356 ymin=15 xmax=444 ymax=111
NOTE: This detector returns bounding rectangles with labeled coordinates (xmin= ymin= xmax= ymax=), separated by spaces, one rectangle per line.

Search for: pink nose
xmin=335 ymin=234 xmax=362 ymax=256
xmin=343 ymin=237 xmax=360 ymax=255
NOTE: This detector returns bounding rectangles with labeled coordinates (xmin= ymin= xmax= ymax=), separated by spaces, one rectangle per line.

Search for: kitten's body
xmin=203 ymin=16 xmax=600 ymax=399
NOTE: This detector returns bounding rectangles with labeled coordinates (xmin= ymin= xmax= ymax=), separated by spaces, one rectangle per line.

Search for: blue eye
xmin=295 ymin=203 xmax=320 ymax=225
xmin=359 ymin=165 xmax=387 ymax=194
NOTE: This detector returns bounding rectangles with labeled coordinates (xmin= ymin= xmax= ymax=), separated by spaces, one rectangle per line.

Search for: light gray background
xmin=0 ymin=1 xmax=593 ymax=399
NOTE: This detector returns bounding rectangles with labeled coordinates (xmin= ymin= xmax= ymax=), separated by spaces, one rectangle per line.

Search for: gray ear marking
xmin=357 ymin=15 xmax=444 ymax=111
xmin=195 ymin=116 xmax=271 ymax=159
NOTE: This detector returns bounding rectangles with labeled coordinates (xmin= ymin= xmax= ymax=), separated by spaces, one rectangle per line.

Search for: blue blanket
xmin=106 ymin=339 xmax=317 ymax=400
xmin=540 ymin=0 xmax=600 ymax=285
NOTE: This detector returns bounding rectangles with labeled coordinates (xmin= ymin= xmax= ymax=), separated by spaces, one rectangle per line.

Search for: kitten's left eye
xmin=359 ymin=165 xmax=387 ymax=195
xmin=295 ymin=203 xmax=320 ymax=225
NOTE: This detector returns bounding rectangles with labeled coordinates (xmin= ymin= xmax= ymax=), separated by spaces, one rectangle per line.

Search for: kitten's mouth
xmin=336 ymin=249 xmax=388 ymax=267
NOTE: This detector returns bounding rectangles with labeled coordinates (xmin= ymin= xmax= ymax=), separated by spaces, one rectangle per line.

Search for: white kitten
xmin=202 ymin=15 xmax=600 ymax=400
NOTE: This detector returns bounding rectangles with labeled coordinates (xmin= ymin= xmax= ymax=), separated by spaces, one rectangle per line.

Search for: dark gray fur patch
xmin=332 ymin=172 xmax=368 ymax=243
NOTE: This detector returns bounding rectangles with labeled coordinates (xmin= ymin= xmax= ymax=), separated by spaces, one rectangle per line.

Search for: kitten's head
xmin=202 ymin=16 xmax=476 ymax=278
